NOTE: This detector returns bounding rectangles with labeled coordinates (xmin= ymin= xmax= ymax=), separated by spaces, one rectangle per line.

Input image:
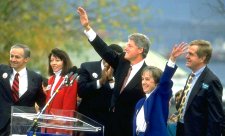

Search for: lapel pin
xmin=92 ymin=72 xmax=98 ymax=78
xmin=202 ymin=83 xmax=209 ymax=89
xmin=2 ymin=73 xmax=8 ymax=79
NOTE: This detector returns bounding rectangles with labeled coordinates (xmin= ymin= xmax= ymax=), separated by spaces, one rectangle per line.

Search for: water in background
xmin=169 ymin=61 xmax=225 ymax=115
xmin=177 ymin=61 xmax=225 ymax=86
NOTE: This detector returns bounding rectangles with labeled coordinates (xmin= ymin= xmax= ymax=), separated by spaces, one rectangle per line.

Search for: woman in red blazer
xmin=44 ymin=48 xmax=77 ymax=135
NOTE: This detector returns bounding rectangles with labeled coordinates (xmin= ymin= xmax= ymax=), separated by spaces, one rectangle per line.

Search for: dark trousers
xmin=176 ymin=122 xmax=184 ymax=136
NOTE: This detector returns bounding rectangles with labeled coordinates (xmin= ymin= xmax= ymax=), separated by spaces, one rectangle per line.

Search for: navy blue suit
xmin=133 ymin=64 xmax=177 ymax=136
xmin=0 ymin=64 xmax=46 ymax=135
xmin=176 ymin=67 xmax=224 ymax=136
xmin=89 ymin=35 xmax=145 ymax=136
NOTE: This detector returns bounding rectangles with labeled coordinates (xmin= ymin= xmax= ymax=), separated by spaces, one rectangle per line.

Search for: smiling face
xmin=142 ymin=71 xmax=156 ymax=94
xmin=185 ymin=40 xmax=212 ymax=72
xmin=185 ymin=45 xmax=205 ymax=72
xmin=10 ymin=48 xmax=29 ymax=72
xmin=50 ymin=55 xmax=63 ymax=73
xmin=141 ymin=66 xmax=162 ymax=94
xmin=124 ymin=39 xmax=143 ymax=64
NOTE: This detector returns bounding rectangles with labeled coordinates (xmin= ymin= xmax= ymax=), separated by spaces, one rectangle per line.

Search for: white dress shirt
xmin=10 ymin=68 xmax=28 ymax=98
xmin=136 ymin=93 xmax=152 ymax=132
xmin=125 ymin=60 xmax=145 ymax=87
xmin=51 ymin=70 xmax=62 ymax=96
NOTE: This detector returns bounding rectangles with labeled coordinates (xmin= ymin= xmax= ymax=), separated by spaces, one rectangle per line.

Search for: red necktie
xmin=12 ymin=73 xmax=19 ymax=102
xmin=120 ymin=66 xmax=132 ymax=93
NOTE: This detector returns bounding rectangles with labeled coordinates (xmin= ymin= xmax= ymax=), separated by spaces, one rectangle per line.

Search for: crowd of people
xmin=0 ymin=6 xmax=224 ymax=136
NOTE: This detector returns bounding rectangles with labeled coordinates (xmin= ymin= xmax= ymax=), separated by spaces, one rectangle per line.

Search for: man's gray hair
xmin=128 ymin=33 xmax=151 ymax=58
xmin=11 ymin=44 xmax=31 ymax=58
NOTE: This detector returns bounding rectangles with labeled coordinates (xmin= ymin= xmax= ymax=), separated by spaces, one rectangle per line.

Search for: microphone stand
xmin=27 ymin=76 xmax=69 ymax=135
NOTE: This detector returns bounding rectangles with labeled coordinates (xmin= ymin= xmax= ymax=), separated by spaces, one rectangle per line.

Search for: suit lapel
xmin=186 ymin=67 xmax=208 ymax=111
xmin=144 ymin=94 xmax=155 ymax=122
xmin=122 ymin=63 xmax=146 ymax=93
xmin=52 ymin=76 xmax=64 ymax=92
xmin=2 ymin=67 xmax=13 ymax=100
xmin=136 ymin=98 xmax=145 ymax=115
xmin=93 ymin=61 xmax=102 ymax=79
xmin=118 ymin=64 xmax=131 ymax=89
xmin=19 ymin=69 xmax=33 ymax=100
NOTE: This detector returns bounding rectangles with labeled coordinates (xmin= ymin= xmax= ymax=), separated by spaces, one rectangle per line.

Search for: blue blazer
xmin=133 ymin=64 xmax=177 ymax=136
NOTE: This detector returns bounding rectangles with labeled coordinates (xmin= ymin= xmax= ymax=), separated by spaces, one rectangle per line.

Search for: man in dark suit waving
xmin=77 ymin=7 xmax=150 ymax=136
xmin=176 ymin=40 xmax=224 ymax=136
xmin=0 ymin=44 xmax=46 ymax=135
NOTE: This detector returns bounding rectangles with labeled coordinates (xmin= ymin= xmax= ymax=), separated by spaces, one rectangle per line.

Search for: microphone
xmin=67 ymin=66 xmax=78 ymax=74
xmin=27 ymin=66 xmax=79 ymax=133
xmin=64 ymin=72 xmax=73 ymax=86
xmin=69 ymin=73 xmax=79 ymax=86
xmin=65 ymin=66 xmax=78 ymax=86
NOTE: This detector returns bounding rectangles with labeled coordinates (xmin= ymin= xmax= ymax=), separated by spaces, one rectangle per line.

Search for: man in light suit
xmin=77 ymin=7 xmax=150 ymax=136
xmin=78 ymin=44 xmax=123 ymax=136
xmin=176 ymin=40 xmax=224 ymax=136
xmin=0 ymin=44 xmax=46 ymax=135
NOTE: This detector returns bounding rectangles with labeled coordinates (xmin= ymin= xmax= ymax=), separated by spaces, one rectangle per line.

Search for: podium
xmin=11 ymin=106 xmax=104 ymax=136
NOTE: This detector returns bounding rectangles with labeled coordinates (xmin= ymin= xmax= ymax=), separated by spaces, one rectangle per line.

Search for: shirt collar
xmin=54 ymin=69 xmax=62 ymax=77
xmin=193 ymin=65 xmax=206 ymax=78
xmin=145 ymin=87 xmax=155 ymax=99
xmin=145 ymin=93 xmax=151 ymax=98
xmin=101 ymin=60 xmax=104 ymax=70
xmin=13 ymin=67 xmax=27 ymax=77
xmin=131 ymin=59 xmax=145 ymax=70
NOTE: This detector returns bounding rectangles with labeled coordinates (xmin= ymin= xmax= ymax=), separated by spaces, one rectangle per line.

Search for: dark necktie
xmin=177 ymin=73 xmax=195 ymax=120
xmin=12 ymin=73 xmax=19 ymax=102
xmin=120 ymin=66 xmax=132 ymax=93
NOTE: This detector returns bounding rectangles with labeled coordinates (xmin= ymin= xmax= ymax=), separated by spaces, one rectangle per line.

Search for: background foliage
xmin=0 ymin=0 xmax=149 ymax=76
xmin=1 ymin=0 xmax=224 ymax=77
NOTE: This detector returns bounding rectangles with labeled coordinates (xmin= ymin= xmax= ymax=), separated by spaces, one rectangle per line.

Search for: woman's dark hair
xmin=48 ymin=48 xmax=72 ymax=76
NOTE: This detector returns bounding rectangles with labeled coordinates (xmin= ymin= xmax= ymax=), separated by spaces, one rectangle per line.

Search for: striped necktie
xmin=12 ymin=73 xmax=19 ymax=102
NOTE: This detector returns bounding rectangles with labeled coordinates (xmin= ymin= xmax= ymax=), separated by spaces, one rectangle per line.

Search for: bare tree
xmin=206 ymin=0 xmax=225 ymax=16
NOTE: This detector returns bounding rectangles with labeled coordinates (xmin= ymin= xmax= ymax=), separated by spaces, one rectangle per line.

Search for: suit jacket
xmin=44 ymin=75 xmax=77 ymax=134
xmin=180 ymin=66 xmax=224 ymax=136
xmin=0 ymin=64 xmax=46 ymax=134
xmin=78 ymin=61 xmax=113 ymax=136
xmin=133 ymin=64 xmax=177 ymax=136
xmin=221 ymin=112 xmax=225 ymax=136
xmin=90 ymin=35 xmax=146 ymax=136
xmin=78 ymin=61 xmax=112 ymax=123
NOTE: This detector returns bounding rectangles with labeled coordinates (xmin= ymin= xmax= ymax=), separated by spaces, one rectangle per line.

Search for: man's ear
xmin=138 ymin=47 xmax=144 ymax=54
xmin=24 ymin=57 xmax=30 ymax=63
xmin=200 ymin=56 xmax=206 ymax=63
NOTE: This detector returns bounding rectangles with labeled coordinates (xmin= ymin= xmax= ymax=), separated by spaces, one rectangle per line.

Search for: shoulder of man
xmin=26 ymin=68 xmax=42 ymax=79
xmin=81 ymin=61 xmax=101 ymax=68
xmin=0 ymin=64 xmax=10 ymax=69
xmin=203 ymin=67 xmax=221 ymax=82
xmin=0 ymin=64 xmax=12 ymax=73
